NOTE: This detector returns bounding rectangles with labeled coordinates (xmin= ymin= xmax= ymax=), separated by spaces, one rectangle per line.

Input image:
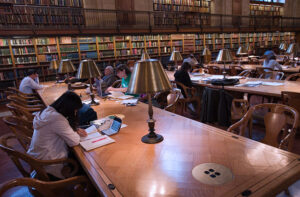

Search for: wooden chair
xmin=7 ymin=95 xmax=44 ymax=109
xmin=0 ymin=134 xmax=80 ymax=181
xmin=3 ymin=116 xmax=33 ymax=150
xmin=227 ymin=103 xmax=299 ymax=152
xmin=259 ymin=71 xmax=284 ymax=80
xmin=0 ymin=176 xmax=91 ymax=197
xmin=171 ymin=81 xmax=201 ymax=116
xmin=111 ymin=79 xmax=122 ymax=88
xmin=207 ymin=66 xmax=221 ymax=74
xmin=165 ymin=89 xmax=181 ymax=113
xmin=282 ymin=91 xmax=300 ymax=133
xmin=238 ymin=70 xmax=251 ymax=77
xmin=7 ymin=87 xmax=39 ymax=99
xmin=285 ymin=73 xmax=300 ymax=81
xmin=255 ymin=67 xmax=273 ymax=78
xmin=230 ymin=65 xmax=244 ymax=76
xmin=6 ymin=103 xmax=38 ymax=121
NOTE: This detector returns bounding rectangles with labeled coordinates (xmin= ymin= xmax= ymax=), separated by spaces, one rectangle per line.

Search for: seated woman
xmin=27 ymin=91 xmax=87 ymax=179
xmin=106 ymin=64 xmax=132 ymax=93
xmin=174 ymin=62 xmax=192 ymax=98
xmin=263 ymin=50 xmax=283 ymax=71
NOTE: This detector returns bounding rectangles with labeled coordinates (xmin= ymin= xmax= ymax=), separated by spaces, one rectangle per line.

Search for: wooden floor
xmin=0 ymin=104 xmax=300 ymax=196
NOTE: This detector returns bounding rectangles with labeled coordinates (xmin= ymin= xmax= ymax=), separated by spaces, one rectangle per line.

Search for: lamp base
xmin=141 ymin=133 xmax=164 ymax=144
xmin=89 ymin=100 xmax=99 ymax=106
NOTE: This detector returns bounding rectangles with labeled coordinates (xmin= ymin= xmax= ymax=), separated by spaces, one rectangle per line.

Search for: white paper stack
xmin=108 ymin=91 xmax=134 ymax=100
xmin=79 ymin=125 xmax=115 ymax=151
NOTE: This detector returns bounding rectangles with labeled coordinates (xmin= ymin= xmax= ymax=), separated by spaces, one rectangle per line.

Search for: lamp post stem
xmin=141 ymin=94 xmax=163 ymax=144
xmin=89 ymin=78 xmax=99 ymax=105
xmin=67 ymin=72 xmax=71 ymax=90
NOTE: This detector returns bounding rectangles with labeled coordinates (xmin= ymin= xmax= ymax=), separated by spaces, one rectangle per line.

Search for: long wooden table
xmin=38 ymin=82 xmax=300 ymax=197
xmin=167 ymin=71 xmax=300 ymax=98
xmin=205 ymin=63 xmax=300 ymax=73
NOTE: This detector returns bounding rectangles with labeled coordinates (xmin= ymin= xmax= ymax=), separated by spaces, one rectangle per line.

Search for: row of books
xmin=78 ymin=37 xmax=96 ymax=43
xmin=38 ymin=46 xmax=58 ymax=54
xmin=11 ymin=39 xmax=33 ymax=46
xmin=36 ymin=38 xmax=56 ymax=45
xmin=0 ymin=71 xmax=15 ymax=80
xmin=12 ymin=47 xmax=35 ymax=55
xmin=38 ymin=54 xmax=59 ymax=62
xmin=0 ymin=58 xmax=13 ymax=65
xmin=79 ymin=44 xmax=96 ymax=51
xmin=0 ymin=39 xmax=9 ymax=47
xmin=0 ymin=49 xmax=10 ymax=56
xmin=60 ymin=45 xmax=78 ymax=53
xmin=99 ymin=43 xmax=114 ymax=50
xmin=81 ymin=52 xmax=97 ymax=59
xmin=16 ymin=68 xmax=42 ymax=79
xmin=131 ymin=42 xmax=145 ymax=48
xmin=15 ymin=56 xmax=37 ymax=64
xmin=6 ymin=0 xmax=82 ymax=7
xmin=115 ymin=42 xmax=130 ymax=49
xmin=146 ymin=41 xmax=158 ymax=47
xmin=61 ymin=53 xmax=79 ymax=59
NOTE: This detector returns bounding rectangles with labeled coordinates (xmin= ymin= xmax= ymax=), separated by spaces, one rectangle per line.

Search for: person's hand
xmin=77 ymin=128 xmax=87 ymax=137
xmin=106 ymin=87 xmax=113 ymax=93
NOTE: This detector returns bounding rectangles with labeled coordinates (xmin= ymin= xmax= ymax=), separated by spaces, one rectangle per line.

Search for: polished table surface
xmin=167 ymin=71 xmax=300 ymax=98
xmin=38 ymin=82 xmax=300 ymax=197
xmin=205 ymin=63 xmax=300 ymax=73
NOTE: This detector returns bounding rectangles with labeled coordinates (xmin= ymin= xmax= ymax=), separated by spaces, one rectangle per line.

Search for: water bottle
xmin=96 ymin=78 xmax=102 ymax=97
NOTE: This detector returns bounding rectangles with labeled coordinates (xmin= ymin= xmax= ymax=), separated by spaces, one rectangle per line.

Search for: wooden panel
xmin=232 ymin=0 xmax=242 ymax=26
xmin=115 ymin=0 xmax=135 ymax=26
xmin=37 ymin=82 xmax=300 ymax=197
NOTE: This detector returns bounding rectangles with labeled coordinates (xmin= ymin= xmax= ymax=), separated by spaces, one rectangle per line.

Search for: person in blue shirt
xmin=263 ymin=50 xmax=283 ymax=71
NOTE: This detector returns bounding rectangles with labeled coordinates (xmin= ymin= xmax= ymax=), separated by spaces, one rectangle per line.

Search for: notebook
xmin=79 ymin=125 xmax=115 ymax=151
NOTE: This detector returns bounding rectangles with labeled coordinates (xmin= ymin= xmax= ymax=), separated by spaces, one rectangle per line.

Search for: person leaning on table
xmin=19 ymin=69 xmax=44 ymax=94
xmin=27 ymin=91 xmax=87 ymax=179
xmin=263 ymin=50 xmax=283 ymax=71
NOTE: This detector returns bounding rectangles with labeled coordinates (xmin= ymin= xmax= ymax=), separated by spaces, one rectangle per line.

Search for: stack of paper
xmin=108 ymin=91 xmax=134 ymax=100
xmin=79 ymin=125 xmax=115 ymax=151
xmin=121 ymin=99 xmax=138 ymax=105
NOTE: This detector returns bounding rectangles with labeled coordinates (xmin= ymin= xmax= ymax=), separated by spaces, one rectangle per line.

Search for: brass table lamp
xmin=49 ymin=59 xmax=59 ymax=83
xmin=76 ymin=59 xmax=101 ymax=105
xmin=202 ymin=47 xmax=211 ymax=64
xmin=58 ymin=59 xmax=76 ymax=90
xmin=236 ymin=46 xmax=248 ymax=65
xmin=216 ymin=49 xmax=233 ymax=79
xmin=141 ymin=52 xmax=150 ymax=60
xmin=169 ymin=50 xmax=183 ymax=70
xmin=127 ymin=59 xmax=172 ymax=144
xmin=279 ymin=43 xmax=287 ymax=51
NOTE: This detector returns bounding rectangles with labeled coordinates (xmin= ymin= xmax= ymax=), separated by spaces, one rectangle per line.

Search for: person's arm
xmin=53 ymin=119 xmax=84 ymax=147
xmin=105 ymin=76 xmax=117 ymax=88
xmin=106 ymin=86 xmax=127 ymax=93
xmin=271 ymin=60 xmax=283 ymax=71
xmin=184 ymin=72 xmax=192 ymax=87
xmin=29 ymin=78 xmax=44 ymax=90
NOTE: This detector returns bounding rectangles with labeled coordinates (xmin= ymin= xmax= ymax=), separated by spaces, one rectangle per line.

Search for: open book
xmin=108 ymin=91 xmax=134 ymax=100
xmin=79 ymin=125 xmax=115 ymax=151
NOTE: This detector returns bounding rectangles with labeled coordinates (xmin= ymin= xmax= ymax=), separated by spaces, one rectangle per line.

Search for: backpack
xmin=78 ymin=103 xmax=97 ymax=126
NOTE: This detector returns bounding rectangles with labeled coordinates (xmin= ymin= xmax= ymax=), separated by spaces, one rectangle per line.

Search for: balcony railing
xmin=1 ymin=5 xmax=300 ymax=34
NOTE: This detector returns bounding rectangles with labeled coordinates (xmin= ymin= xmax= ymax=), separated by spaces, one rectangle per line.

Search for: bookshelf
xmin=0 ymin=31 xmax=295 ymax=102
xmin=153 ymin=0 xmax=211 ymax=26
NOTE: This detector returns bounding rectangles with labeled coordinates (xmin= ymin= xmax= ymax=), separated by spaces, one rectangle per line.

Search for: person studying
xmin=19 ymin=69 xmax=44 ymax=94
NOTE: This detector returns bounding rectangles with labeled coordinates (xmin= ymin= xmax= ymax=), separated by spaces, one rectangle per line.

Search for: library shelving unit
xmin=153 ymin=0 xmax=211 ymax=26
xmin=0 ymin=31 xmax=295 ymax=101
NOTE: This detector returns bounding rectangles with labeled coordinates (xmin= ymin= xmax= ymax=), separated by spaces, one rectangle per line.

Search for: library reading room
xmin=1 ymin=0 xmax=300 ymax=196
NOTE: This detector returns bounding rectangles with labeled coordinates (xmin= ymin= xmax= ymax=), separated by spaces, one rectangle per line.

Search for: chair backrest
xmin=111 ymin=79 xmax=122 ymax=88
xmin=227 ymin=103 xmax=298 ymax=151
xmin=6 ymin=103 xmax=35 ymax=122
xmin=165 ymin=89 xmax=181 ymax=113
xmin=0 ymin=134 xmax=50 ymax=181
xmin=259 ymin=71 xmax=284 ymax=80
xmin=285 ymin=73 xmax=300 ymax=81
xmin=256 ymin=67 xmax=274 ymax=77
xmin=238 ymin=70 xmax=251 ymax=77
xmin=282 ymin=91 xmax=300 ymax=128
xmin=7 ymin=94 xmax=44 ymax=109
xmin=208 ymin=66 xmax=221 ymax=74
xmin=230 ymin=66 xmax=244 ymax=76
xmin=3 ymin=116 xmax=33 ymax=150
xmin=7 ymin=87 xmax=38 ymax=98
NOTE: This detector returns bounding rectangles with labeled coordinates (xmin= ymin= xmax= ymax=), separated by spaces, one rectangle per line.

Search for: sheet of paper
xmin=82 ymin=99 xmax=100 ymax=105
xmin=80 ymin=132 xmax=102 ymax=142
xmin=121 ymin=99 xmax=138 ymax=105
xmin=261 ymin=82 xmax=284 ymax=86
xmin=80 ymin=135 xmax=115 ymax=151
xmin=85 ymin=125 xmax=98 ymax=134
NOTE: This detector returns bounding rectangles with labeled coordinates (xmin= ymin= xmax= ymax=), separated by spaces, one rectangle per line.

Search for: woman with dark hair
xmin=106 ymin=64 xmax=132 ymax=93
xmin=27 ymin=91 xmax=87 ymax=179
xmin=174 ymin=62 xmax=192 ymax=97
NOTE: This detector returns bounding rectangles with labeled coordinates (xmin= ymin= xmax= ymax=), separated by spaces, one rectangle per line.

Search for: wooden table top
xmin=167 ymin=71 xmax=300 ymax=98
xmin=205 ymin=63 xmax=300 ymax=73
xmin=37 ymin=82 xmax=300 ymax=197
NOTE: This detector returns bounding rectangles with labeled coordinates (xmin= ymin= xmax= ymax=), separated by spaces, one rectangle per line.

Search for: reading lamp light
xmin=236 ymin=46 xmax=248 ymax=66
xmin=49 ymin=59 xmax=59 ymax=83
xmin=202 ymin=47 xmax=211 ymax=64
xmin=76 ymin=59 xmax=101 ymax=106
xmin=58 ymin=59 xmax=76 ymax=90
xmin=169 ymin=50 xmax=183 ymax=70
xmin=141 ymin=52 xmax=150 ymax=60
xmin=216 ymin=49 xmax=233 ymax=80
xmin=286 ymin=43 xmax=296 ymax=60
xmin=127 ymin=59 xmax=172 ymax=144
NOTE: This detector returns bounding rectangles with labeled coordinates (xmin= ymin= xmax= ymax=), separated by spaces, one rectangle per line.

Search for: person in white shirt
xmin=27 ymin=91 xmax=87 ymax=179
xmin=19 ymin=69 xmax=44 ymax=94
xmin=263 ymin=50 xmax=283 ymax=71
xmin=183 ymin=54 xmax=199 ymax=67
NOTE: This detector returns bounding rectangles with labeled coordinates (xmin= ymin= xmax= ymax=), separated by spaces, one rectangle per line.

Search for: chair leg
xmin=248 ymin=118 xmax=253 ymax=139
